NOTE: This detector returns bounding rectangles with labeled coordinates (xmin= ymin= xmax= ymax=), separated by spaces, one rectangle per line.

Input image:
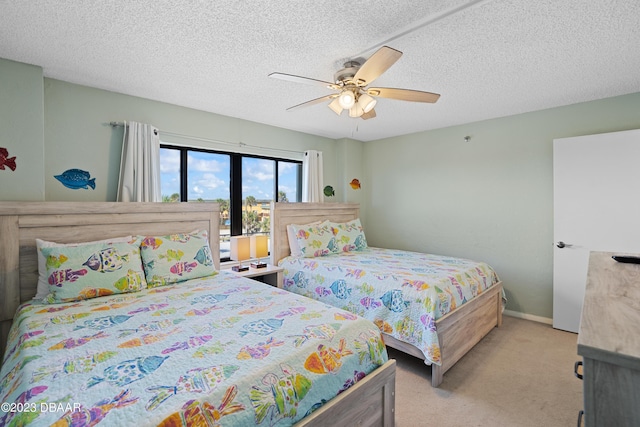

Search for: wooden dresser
xmin=577 ymin=251 xmax=640 ymax=426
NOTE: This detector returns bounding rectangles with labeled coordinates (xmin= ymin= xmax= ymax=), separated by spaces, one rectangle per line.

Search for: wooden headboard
xmin=270 ymin=202 xmax=360 ymax=265
xmin=0 ymin=201 xmax=220 ymax=359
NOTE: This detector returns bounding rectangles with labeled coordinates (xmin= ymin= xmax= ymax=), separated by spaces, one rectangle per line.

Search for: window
xmin=159 ymin=147 xmax=181 ymax=202
xmin=160 ymin=145 xmax=302 ymax=261
xmin=278 ymin=160 xmax=300 ymax=203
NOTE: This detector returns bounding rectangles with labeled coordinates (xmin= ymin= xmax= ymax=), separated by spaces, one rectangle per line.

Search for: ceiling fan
xmin=269 ymin=46 xmax=440 ymax=120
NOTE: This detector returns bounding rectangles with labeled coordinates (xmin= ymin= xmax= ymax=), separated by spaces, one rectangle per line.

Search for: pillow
xmin=291 ymin=222 xmax=339 ymax=258
xmin=286 ymin=220 xmax=323 ymax=256
xmin=140 ymin=229 xmax=217 ymax=287
xmin=34 ymin=236 xmax=135 ymax=300
xmin=325 ymin=218 xmax=368 ymax=252
xmin=41 ymin=238 xmax=147 ymax=303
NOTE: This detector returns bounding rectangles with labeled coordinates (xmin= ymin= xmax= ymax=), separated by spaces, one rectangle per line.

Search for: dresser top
xmin=578 ymin=252 xmax=640 ymax=362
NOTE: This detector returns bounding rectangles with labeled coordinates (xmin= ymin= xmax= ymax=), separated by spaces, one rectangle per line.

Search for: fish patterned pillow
xmin=325 ymin=218 xmax=368 ymax=252
xmin=291 ymin=222 xmax=340 ymax=258
xmin=286 ymin=220 xmax=325 ymax=257
xmin=140 ymin=229 xmax=217 ymax=287
xmin=34 ymin=236 xmax=135 ymax=300
xmin=41 ymin=239 xmax=147 ymax=303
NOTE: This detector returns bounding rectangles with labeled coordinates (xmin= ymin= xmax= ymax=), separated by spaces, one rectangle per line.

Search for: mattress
xmin=0 ymin=271 xmax=388 ymax=426
xmin=279 ymin=247 xmax=500 ymax=366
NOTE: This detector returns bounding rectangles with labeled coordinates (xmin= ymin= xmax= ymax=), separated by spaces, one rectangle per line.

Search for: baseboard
xmin=503 ymin=309 xmax=553 ymax=325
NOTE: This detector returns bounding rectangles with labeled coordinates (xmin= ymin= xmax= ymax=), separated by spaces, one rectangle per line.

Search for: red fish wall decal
xmin=0 ymin=147 xmax=17 ymax=171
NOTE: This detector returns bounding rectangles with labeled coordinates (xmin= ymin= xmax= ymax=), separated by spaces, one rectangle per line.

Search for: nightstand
xmin=229 ymin=264 xmax=283 ymax=287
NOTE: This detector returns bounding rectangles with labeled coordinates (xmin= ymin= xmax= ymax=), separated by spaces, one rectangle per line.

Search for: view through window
xmin=160 ymin=145 xmax=302 ymax=260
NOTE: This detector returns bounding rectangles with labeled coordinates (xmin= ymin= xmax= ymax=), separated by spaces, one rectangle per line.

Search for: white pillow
xmin=286 ymin=221 xmax=324 ymax=257
xmin=34 ymin=236 xmax=135 ymax=300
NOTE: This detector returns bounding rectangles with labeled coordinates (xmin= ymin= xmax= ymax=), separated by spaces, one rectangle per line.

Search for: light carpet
xmin=391 ymin=315 xmax=583 ymax=427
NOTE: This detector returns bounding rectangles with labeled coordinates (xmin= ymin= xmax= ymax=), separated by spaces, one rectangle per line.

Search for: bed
xmin=0 ymin=202 xmax=395 ymax=427
xmin=270 ymin=202 xmax=503 ymax=387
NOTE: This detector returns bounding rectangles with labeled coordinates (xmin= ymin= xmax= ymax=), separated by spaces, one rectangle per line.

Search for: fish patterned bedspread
xmin=279 ymin=247 xmax=500 ymax=366
xmin=0 ymin=271 xmax=388 ymax=426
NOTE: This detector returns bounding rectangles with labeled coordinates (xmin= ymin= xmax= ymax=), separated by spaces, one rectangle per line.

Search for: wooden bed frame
xmin=0 ymin=201 xmax=395 ymax=427
xmin=270 ymin=202 xmax=503 ymax=387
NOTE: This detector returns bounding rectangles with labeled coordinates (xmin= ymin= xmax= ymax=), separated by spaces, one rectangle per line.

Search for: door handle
xmin=574 ymin=361 xmax=583 ymax=380
xmin=556 ymin=241 xmax=572 ymax=248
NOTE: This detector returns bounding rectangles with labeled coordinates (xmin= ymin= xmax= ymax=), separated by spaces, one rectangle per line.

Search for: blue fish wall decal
xmin=54 ymin=168 xmax=96 ymax=190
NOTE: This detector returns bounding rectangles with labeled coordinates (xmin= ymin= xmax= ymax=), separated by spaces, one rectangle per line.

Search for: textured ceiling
xmin=1 ymin=0 xmax=639 ymax=141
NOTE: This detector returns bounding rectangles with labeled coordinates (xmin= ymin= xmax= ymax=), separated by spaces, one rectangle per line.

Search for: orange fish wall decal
xmin=349 ymin=178 xmax=361 ymax=190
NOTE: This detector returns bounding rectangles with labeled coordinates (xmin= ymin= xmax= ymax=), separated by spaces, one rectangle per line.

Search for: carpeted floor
xmin=391 ymin=315 xmax=583 ymax=427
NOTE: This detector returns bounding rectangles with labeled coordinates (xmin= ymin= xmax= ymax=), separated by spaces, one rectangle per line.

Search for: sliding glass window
xmin=159 ymin=145 xmax=302 ymax=261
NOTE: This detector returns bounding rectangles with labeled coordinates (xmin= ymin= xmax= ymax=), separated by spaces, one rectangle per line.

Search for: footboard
xmin=296 ymin=359 xmax=396 ymax=427
xmin=382 ymin=282 xmax=502 ymax=387
xmin=432 ymin=282 xmax=503 ymax=386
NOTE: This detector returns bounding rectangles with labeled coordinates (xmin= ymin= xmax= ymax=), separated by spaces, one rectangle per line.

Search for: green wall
xmin=43 ymin=79 xmax=339 ymax=201
xmin=362 ymin=92 xmax=640 ymax=320
xmin=0 ymin=58 xmax=44 ymax=200
xmin=3 ymin=56 xmax=640 ymax=321
xmin=335 ymin=137 xmax=365 ymax=204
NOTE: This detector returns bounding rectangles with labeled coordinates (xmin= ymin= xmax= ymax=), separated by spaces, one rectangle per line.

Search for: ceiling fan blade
xmin=361 ymin=109 xmax=376 ymax=120
xmin=286 ymin=94 xmax=338 ymax=111
xmin=353 ymin=46 xmax=403 ymax=86
xmin=269 ymin=72 xmax=340 ymax=90
xmin=367 ymin=87 xmax=440 ymax=103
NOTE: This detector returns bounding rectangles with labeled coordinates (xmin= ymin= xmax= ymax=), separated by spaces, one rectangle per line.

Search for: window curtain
xmin=116 ymin=121 xmax=161 ymax=202
xmin=302 ymin=150 xmax=324 ymax=203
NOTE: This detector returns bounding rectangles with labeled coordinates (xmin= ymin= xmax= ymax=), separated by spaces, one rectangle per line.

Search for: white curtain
xmin=302 ymin=150 xmax=324 ymax=203
xmin=117 ymin=121 xmax=161 ymax=202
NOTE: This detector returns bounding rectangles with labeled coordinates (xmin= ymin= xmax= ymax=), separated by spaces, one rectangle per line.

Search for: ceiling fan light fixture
xmin=328 ymin=97 xmax=343 ymax=115
xmin=338 ymin=90 xmax=356 ymax=109
xmin=358 ymin=93 xmax=377 ymax=113
xmin=271 ymin=46 xmax=440 ymax=120
xmin=349 ymin=102 xmax=364 ymax=118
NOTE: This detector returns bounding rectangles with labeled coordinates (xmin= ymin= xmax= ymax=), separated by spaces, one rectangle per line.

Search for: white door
xmin=553 ymin=129 xmax=640 ymax=333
